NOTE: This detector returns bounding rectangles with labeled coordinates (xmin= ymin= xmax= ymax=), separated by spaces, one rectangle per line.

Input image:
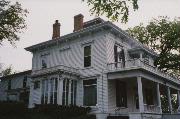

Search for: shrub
xmin=0 ymin=102 xmax=94 ymax=119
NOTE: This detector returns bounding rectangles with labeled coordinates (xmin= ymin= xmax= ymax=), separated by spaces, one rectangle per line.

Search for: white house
xmin=25 ymin=14 xmax=180 ymax=119
xmin=0 ymin=70 xmax=31 ymax=104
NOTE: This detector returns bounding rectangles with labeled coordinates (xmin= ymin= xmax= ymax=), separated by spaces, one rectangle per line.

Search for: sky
xmin=0 ymin=0 xmax=180 ymax=72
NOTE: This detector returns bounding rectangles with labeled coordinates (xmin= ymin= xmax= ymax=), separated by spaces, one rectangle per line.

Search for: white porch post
xmin=156 ymin=83 xmax=162 ymax=113
xmin=177 ymin=90 xmax=180 ymax=107
xmin=57 ymin=74 xmax=63 ymax=105
xmin=167 ymin=87 xmax=172 ymax=113
xmin=137 ymin=76 xmax=144 ymax=112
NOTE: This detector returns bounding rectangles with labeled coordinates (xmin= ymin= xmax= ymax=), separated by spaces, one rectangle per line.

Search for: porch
xmin=107 ymin=59 xmax=180 ymax=115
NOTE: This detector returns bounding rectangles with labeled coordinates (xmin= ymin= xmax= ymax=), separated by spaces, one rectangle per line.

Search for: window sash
xmin=41 ymin=78 xmax=58 ymax=104
xmin=83 ymin=79 xmax=97 ymax=106
xmin=84 ymin=45 xmax=91 ymax=67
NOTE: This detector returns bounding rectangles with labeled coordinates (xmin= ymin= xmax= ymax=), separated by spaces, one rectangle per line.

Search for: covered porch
xmin=107 ymin=73 xmax=180 ymax=115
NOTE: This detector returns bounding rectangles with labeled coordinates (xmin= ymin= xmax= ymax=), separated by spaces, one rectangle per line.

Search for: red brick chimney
xmin=52 ymin=20 xmax=61 ymax=39
xmin=74 ymin=14 xmax=84 ymax=32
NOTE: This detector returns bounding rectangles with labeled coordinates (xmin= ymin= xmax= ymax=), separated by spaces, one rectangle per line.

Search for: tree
xmin=83 ymin=0 xmax=139 ymax=23
xmin=0 ymin=0 xmax=28 ymax=46
xmin=127 ymin=16 xmax=180 ymax=75
xmin=1 ymin=65 xmax=15 ymax=76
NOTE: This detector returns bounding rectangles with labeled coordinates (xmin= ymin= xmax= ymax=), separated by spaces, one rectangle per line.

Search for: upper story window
xmin=41 ymin=55 xmax=48 ymax=69
xmin=23 ymin=76 xmax=27 ymax=88
xmin=114 ymin=44 xmax=125 ymax=63
xmin=84 ymin=45 xmax=91 ymax=67
xmin=83 ymin=79 xmax=97 ymax=106
xmin=8 ymin=80 xmax=11 ymax=90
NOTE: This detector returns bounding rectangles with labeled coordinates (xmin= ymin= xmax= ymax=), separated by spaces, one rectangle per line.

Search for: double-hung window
xmin=41 ymin=79 xmax=48 ymax=104
xmin=62 ymin=79 xmax=77 ymax=105
xmin=41 ymin=78 xmax=58 ymax=104
xmin=83 ymin=79 xmax=97 ymax=106
xmin=84 ymin=45 xmax=91 ymax=67
xmin=114 ymin=44 xmax=125 ymax=67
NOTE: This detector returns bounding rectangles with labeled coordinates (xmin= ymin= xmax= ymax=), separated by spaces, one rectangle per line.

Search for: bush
xmin=0 ymin=102 xmax=94 ymax=119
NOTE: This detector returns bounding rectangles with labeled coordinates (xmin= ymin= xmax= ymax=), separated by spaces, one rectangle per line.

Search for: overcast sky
xmin=0 ymin=0 xmax=180 ymax=72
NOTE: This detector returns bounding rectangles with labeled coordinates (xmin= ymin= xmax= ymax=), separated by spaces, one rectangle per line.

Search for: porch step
xmin=107 ymin=116 xmax=129 ymax=119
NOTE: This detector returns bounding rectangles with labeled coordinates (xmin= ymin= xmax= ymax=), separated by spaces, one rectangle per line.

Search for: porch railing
xmin=31 ymin=65 xmax=79 ymax=77
xmin=107 ymin=58 xmax=180 ymax=84
xmin=144 ymin=104 xmax=161 ymax=113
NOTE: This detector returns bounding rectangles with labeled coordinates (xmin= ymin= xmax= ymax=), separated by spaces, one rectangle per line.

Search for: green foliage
xmin=0 ymin=102 xmax=94 ymax=119
xmin=83 ymin=0 xmax=139 ymax=23
xmin=0 ymin=0 xmax=28 ymax=46
xmin=127 ymin=16 xmax=180 ymax=74
xmin=161 ymin=94 xmax=178 ymax=113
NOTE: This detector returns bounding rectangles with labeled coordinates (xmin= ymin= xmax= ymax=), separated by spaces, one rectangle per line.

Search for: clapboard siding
xmin=32 ymin=31 xmax=107 ymax=74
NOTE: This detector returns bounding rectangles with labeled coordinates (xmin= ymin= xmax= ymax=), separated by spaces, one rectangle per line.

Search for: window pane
xmin=84 ymin=45 xmax=91 ymax=56
xmin=84 ymin=45 xmax=91 ymax=67
xmin=83 ymin=79 xmax=97 ymax=106
xmin=84 ymin=56 xmax=91 ymax=67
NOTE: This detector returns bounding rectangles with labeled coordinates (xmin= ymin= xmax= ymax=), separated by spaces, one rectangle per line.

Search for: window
xmin=41 ymin=56 xmax=47 ymax=69
xmin=84 ymin=45 xmax=91 ymax=67
xmin=34 ymin=81 xmax=40 ymax=89
xmin=83 ymin=79 xmax=97 ymax=106
xmin=62 ymin=79 xmax=69 ymax=105
xmin=8 ymin=80 xmax=11 ymax=90
xmin=62 ymin=79 xmax=77 ymax=106
xmin=23 ymin=76 xmax=27 ymax=88
xmin=41 ymin=78 xmax=58 ymax=104
xmin=41 ymin=79 xmax=48 ymax=104
xmin=116 ymin=81 xmax=127 ymax=107
xmin=114 ymin=45 xmax=125 ymax=67
xmin=71 ymin=80 xmax=77 ymax=105
xmin=50 ymin=78 xmax=58 ymax=104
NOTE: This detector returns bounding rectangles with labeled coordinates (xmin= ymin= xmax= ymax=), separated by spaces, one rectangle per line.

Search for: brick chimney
xmin=74 ymin=14 xmax=84 ymax=32
xmin=52 ymin=20 xmax=61 ymax=39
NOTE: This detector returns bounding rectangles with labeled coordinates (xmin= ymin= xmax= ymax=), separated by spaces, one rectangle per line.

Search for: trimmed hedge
xmin=0 ymin=102 xmax=96 ymax=119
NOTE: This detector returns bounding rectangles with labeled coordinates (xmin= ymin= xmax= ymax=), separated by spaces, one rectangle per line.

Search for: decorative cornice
xmin=25 ymin=19 xmax=158 ymax=57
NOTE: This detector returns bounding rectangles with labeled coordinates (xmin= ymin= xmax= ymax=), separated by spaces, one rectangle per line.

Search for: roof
xmin=25 ymin=18 xmax=158 ymax=57
xmin=128 ymin=47 xmax=159 ymax=58
xmin=0 ymin=70 xmax=32 ymax=80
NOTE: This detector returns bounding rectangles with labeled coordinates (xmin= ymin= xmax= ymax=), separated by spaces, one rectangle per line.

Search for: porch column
xmin=137 ymin=76 xmax=144 ymax=112
xmin=58 ymin=74 xmax=63 ymax=105
xmin=139 ymin=52 xmax=143 ymax=60
xmin=167 ymin=87 xmax=172 ymax=113
xmin=177 ymin=90 xmax=180 ymax=107
xmin=156 ymin=83 xmax=162 ymax=113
